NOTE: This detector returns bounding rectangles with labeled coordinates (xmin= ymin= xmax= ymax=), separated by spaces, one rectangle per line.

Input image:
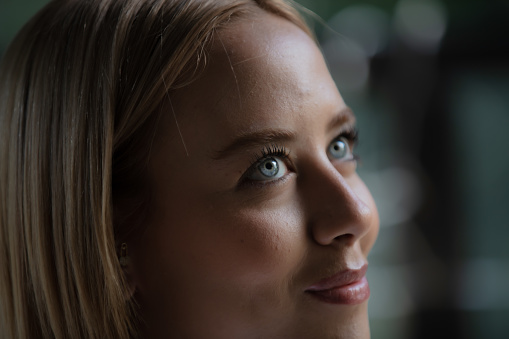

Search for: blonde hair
xmin=0 ymin=0 xmax=309 ymax=337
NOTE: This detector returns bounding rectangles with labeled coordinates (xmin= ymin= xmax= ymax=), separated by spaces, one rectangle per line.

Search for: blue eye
xmin=246 ymin=156 xmax=288 ymax=181
xmin=328 ymin=137 xmax=351 ymax=160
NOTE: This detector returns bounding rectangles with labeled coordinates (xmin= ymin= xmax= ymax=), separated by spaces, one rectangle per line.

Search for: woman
xmin=0 ymin=0 xmax=379 ymax=337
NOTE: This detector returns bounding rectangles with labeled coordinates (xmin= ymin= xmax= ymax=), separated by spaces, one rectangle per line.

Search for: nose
xmin=302 ymin=161 xmax=375 ymax=247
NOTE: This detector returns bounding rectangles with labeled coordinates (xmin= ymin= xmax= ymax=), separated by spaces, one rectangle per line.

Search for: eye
xmin=246 ymin=156 xmax=288 ymax=182
xmin=327 ymin=136 xmax=352 ymax=160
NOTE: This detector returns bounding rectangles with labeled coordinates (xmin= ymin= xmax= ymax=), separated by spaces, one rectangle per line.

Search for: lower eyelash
xmin=240 ymin=170 xmax=293 ymax=189
xmin=236 ymin=145 xmax=290 ymax=188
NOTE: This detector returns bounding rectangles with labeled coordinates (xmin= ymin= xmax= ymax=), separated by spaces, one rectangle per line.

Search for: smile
xmin=305 ymin=264 xmax=370 ymax=305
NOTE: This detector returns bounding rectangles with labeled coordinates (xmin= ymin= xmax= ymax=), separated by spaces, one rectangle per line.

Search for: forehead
xmin=209 ymin=12 xmax=321 ymax=119
xmin=164 ymin=9 xmax=343 ymax=150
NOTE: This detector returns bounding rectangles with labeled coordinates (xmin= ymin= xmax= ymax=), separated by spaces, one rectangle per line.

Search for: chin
xmin=275 ymin=303 xmax=371 ymax=339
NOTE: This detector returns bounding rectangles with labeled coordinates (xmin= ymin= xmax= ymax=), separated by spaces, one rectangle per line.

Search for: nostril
xmin=333 ymin=233 xmax=354 ymax=242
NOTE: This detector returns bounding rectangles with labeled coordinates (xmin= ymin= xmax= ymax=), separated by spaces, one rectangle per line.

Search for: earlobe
xmin=119 ymin=242 xmax=137 ymax=299
xmin=119 ymin=243 xmax=130 ymax=267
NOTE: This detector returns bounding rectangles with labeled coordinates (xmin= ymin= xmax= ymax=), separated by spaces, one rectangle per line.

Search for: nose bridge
xmin=303 ymin=160 xmax=373 ymax=246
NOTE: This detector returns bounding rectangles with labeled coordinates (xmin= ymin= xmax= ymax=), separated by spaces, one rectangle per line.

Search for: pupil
xmin=265 ymin=163 xmax=273 ymax=170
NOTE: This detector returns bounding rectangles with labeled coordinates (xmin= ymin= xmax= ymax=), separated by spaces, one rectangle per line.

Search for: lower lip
xmin=306 ymin=277 xmax=370 ymax=305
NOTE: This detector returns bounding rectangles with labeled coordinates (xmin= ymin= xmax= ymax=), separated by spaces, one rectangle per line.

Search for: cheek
xmin=140 ymin=196 xmax=306 ymax=294
xmin=198 ymin=203 xmax=306 ymax=285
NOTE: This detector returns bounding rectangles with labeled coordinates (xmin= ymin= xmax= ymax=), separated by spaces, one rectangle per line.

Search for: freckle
xmin=240 ymin=239 xmax=244 ymax=243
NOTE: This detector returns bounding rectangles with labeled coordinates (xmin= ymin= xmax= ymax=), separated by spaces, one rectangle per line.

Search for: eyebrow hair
xmin=328 ymin=107 xmax=356 ymax=131
xmin=211 ymin=107 xmax=355 ymax=160
xmin=211 ymin=129 xmax=296 ymax=160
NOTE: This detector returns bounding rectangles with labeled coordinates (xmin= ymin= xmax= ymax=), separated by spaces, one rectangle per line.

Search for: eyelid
xmin=237 ymin=127 xmax=359 ymax=188
xmin=247 ymin=144 xmax=291 ymax=169
xmin=238 ymin=144 xmax=292 ymax=186
xmin=332 ymin=126 xmax=358 ymax=145
xmin=328 ymin=127 xmax=359 ymax=162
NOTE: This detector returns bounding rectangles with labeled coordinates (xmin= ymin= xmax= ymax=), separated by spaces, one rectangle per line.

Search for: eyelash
xmin=237 ymin=145 xmax=291 ymax=188
xmin=240 ymin=127 xmax=360 ymax=187
xmin=335 ymin=127 xmax=360 ymax=161
xmin=341 ymin=127 xmax=359 ymax=145
xmin=249 ymin=144 xmax=291 ymax=167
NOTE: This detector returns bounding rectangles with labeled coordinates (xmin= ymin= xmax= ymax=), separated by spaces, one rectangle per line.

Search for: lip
xmin=305 ymin=264 xmax=370 ymax=305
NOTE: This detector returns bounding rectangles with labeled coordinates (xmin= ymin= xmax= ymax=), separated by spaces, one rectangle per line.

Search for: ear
xmin=119 ymin=242 xmax=137 ymax=299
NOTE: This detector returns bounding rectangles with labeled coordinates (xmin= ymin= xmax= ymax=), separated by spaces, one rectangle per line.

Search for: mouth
xmin=305 ymin=264 xmax=370 ymax=305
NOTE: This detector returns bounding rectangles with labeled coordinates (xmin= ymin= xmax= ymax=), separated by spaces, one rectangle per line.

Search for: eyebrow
xmin=211 ymin=107 xmax=355 ymax=161
xmin=328 ymin=107 xmax=356 ymax=131
xmin=211 ymin=129 xmax=296 ymax=160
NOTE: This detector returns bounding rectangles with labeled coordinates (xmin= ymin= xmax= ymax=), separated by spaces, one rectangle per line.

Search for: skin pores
xmin=130 ymin=9 xmax=379 ymax=339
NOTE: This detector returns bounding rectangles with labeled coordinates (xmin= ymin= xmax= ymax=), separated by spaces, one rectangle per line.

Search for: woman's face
xmin=131 ymin=10 xmax=379 ymax=339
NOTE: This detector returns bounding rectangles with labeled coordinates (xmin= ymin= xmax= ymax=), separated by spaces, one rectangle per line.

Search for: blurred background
xmin=1 ymin=0 xmax=508 ymax=338
xmin=293 ymin=0 xmax=509 ymax=338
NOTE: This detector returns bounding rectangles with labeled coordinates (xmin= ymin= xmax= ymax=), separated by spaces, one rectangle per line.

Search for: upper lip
xmin=305 ymin=264 xmax=368 ymax=292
